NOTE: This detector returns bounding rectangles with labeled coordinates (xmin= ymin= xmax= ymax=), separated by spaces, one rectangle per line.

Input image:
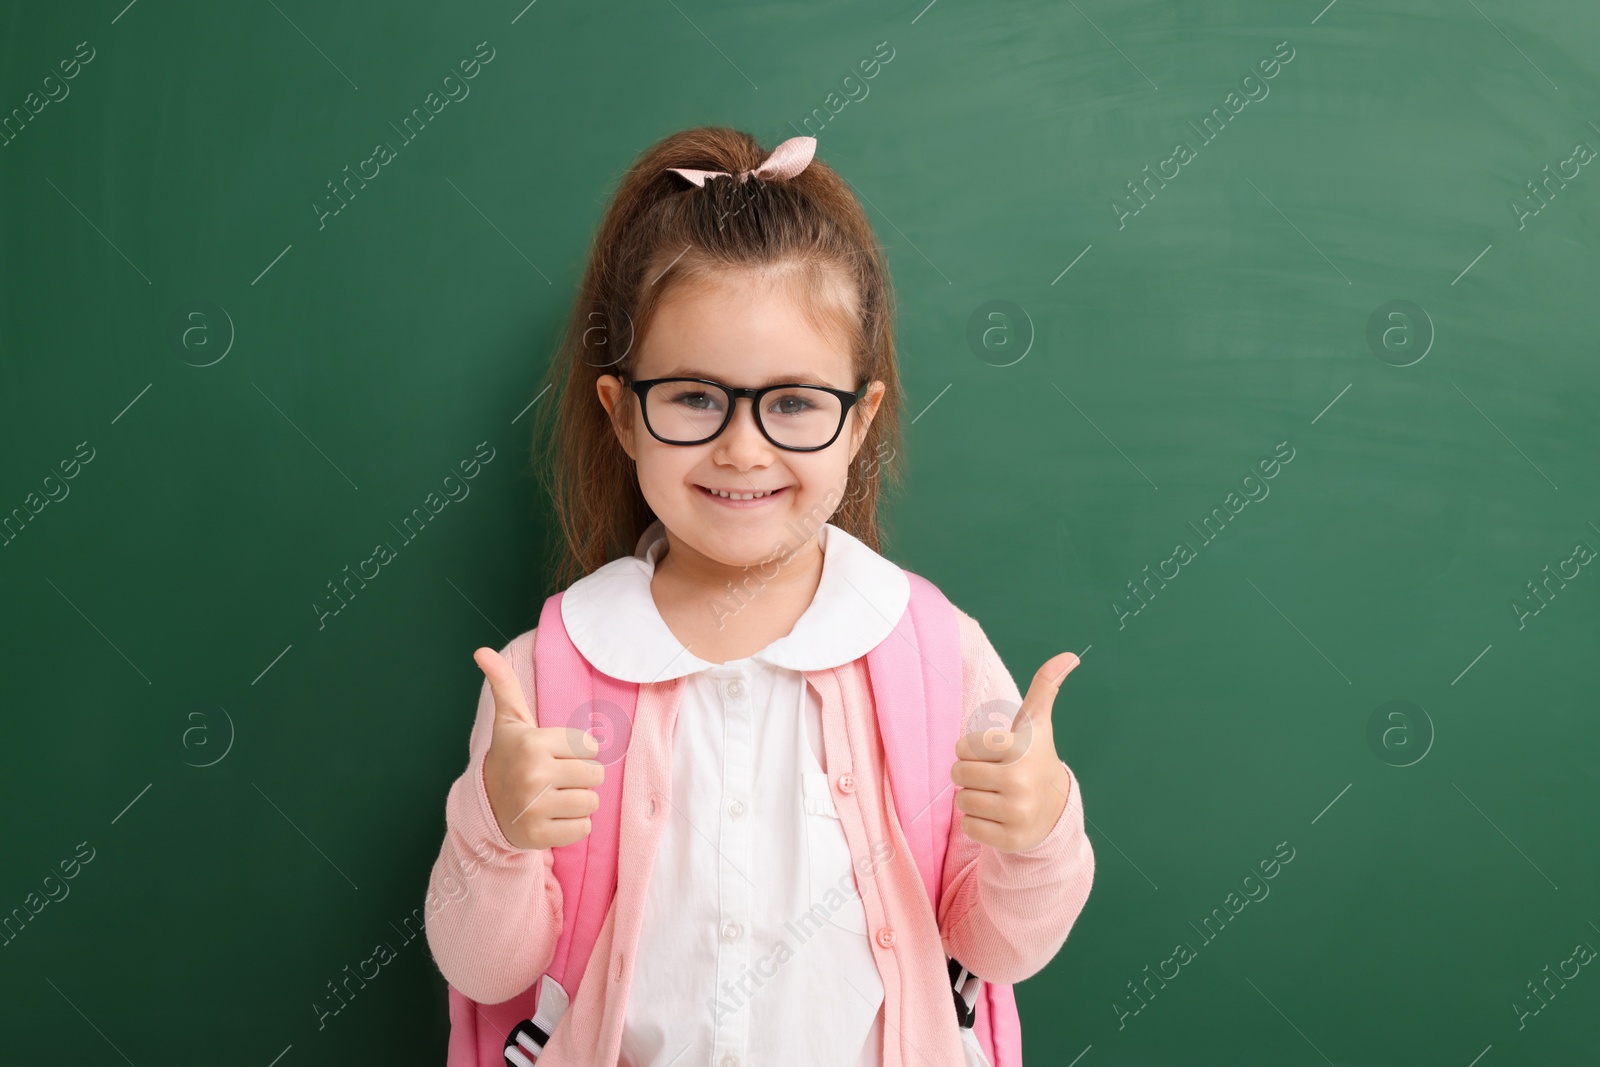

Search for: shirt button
xmin=721 ymin=921 xmax=743 ymax=942
xmin=875 ymin=926 xmax=896 ymax=949
xmin=837 ymin=773 xmax=855 ymax=794
xmin=726 ymin=679 xmax=745 ymax=699
xmin=728 ymin=799 xmax=746 ymax=818
xmin=720 ymin=1055 xmax=739 ymax=1067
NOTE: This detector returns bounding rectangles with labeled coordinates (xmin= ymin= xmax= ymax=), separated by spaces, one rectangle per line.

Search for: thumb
xmin=475 ymin=647 xmax=535 ymax=727
xmin=1013 ymin=650 xmax=1080 ymax=733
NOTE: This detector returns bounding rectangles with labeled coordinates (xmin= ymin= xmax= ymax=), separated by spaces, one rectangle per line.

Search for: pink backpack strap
xmin=986 ymin=984 xmax=1023 ymax=1066
xmin=866 ymin=570 xmax=962 ymax=910
xmin=532 ymin=589 xmax=637 ymax=992
xmin=869 ymin=570 xmax=1025 ymax=1067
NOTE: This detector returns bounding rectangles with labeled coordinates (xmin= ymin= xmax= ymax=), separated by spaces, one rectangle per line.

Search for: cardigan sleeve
xmin=935 ymin=607 xmax=1096 ymax=985
xmin=423 ymin=628 xmax=566 ymax=1005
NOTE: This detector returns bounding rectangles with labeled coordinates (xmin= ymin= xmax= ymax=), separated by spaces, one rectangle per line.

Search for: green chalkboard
xmin=2 ymin=0 xmax=1597 ymax=1063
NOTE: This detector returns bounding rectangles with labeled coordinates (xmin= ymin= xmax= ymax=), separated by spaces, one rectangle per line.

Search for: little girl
xmin=424 ymin=128 xmax=1094 ymax=1067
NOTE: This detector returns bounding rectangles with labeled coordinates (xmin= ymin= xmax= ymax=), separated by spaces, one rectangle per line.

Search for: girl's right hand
xmin=475 ymin=647 xmax=604 ymax=851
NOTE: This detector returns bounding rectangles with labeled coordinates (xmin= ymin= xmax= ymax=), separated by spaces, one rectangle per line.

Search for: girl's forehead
xmin=632 ymin=346 xmax=857 ymax=388
xmin=633 ymin=279 xmax=858 ymax=383
xmin=661 ymin=267 xmax=847 ymax=322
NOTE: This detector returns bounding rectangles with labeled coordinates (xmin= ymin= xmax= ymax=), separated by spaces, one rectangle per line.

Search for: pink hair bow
xmin=666 ymin=135 xmax=817 ymax=187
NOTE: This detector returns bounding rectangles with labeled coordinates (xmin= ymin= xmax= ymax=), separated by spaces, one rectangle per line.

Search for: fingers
xmin=554 ymin=753 xmax=605 ymax=789
xmin=526 ymin=784 xmax=602 ymax=821
xmin=954 ymin=785 xmax=1014 ymax=822
xmin=949 ymin=652 xmax=1080 ymax=854
xmin=495 ymin=757 xmax=604 ymax=850
xmin=954 ymin=793 xmax=1052 ymax=853
xmin=536 ymin=816 xmax=593 ymax=850
xmin=950 ymin=755 xmax=1010 ymax=791
xmin=475 ymin=647 xmax=534 ymax=726
xmin=955 ymin=727 xmax=1026 ymax=764
xmin=553 ymin=725 xmax=601 ymax=761
xmin=954 ymin=811 xmax=1008 ymax=849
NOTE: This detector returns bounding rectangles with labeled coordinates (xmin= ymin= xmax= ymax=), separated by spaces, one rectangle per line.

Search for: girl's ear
xmin=847 ymin=380 xmax=887 ymax=459
xmin=595 ymin=375 xmax=637 ymax=460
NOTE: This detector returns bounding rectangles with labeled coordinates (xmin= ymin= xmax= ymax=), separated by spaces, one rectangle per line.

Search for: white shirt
xmin=560 ymin=518 xmax=912 ymax=1067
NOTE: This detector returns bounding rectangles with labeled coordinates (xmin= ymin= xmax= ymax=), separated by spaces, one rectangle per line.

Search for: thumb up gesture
xmin=951 ymin=651 xmax=1079 ymax=854
xmin=477 ymin=647 xmax=604 ymax=851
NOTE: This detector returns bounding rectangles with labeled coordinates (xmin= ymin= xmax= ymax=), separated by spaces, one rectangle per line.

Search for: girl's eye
xmin=767 ymin=395 xmax=818 ymax=417
xmin=669 ymin=390 xmax=723 ymax=412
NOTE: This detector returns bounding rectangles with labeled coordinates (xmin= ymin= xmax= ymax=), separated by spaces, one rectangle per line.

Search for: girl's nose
xmin=713 ymin=397 xmax=773 ymax=464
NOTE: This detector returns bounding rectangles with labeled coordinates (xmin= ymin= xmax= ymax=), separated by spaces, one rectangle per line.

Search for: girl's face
xmin=596 ymin=272 xmax=885 ymax=572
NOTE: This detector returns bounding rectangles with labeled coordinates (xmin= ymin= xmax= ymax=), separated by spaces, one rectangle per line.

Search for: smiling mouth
xmin=696 ymin=485 xmax=788 ymax=503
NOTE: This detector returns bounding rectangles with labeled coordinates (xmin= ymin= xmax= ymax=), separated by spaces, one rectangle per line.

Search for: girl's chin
xmin=662 ymin=515 xmax=822 ymax=574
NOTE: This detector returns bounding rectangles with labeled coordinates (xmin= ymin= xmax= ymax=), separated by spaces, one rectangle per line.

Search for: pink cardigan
xmin=424 ymin=605 xmax=1095 ymax=1066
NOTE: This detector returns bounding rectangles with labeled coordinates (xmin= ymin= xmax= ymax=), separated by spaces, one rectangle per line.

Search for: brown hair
xmin=530 ymin=126 xmax=905 ymax=594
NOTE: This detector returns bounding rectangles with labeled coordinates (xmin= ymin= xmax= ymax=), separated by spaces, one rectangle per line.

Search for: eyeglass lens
xmin=646 ymin=381 xmax=845 ymax=449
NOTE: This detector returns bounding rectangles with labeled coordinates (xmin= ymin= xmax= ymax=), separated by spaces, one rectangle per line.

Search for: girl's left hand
xmin=950 ymin=651 xmax=1080 ymax=853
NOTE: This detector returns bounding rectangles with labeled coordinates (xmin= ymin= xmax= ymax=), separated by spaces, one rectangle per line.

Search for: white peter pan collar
xmin=559 ymin=518 xmax=911 ymax=683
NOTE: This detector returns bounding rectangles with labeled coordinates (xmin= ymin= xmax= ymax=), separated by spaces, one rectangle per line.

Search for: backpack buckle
xmin=503 ymin=974 xmax=570 ymax=1065
xmin=948 ymin=956 xmax=981 ymax=1029
xmin=503 ymin=1018 xmax=549 ymax=1066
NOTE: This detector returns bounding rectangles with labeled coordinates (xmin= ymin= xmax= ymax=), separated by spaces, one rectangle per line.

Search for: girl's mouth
xmin=696 ymin=484 xmax=788 ymax=508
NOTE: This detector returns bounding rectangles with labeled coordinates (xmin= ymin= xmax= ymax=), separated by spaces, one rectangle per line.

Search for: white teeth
xmin=706 ymin=487 xmax=774 ymax=500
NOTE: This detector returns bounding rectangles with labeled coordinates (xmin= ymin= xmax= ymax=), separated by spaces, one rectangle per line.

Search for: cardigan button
xmin=613 ymin=953 xmax=625 ymax=983
xmin=837 ymin=773 xmax=855 ymax=794
xmin=875 ymin=926 xmax=896 ymax=949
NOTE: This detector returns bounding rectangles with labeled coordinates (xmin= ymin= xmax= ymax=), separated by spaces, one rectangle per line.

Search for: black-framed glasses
xmin=622 ymin=375 xmax=870 ymax=452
